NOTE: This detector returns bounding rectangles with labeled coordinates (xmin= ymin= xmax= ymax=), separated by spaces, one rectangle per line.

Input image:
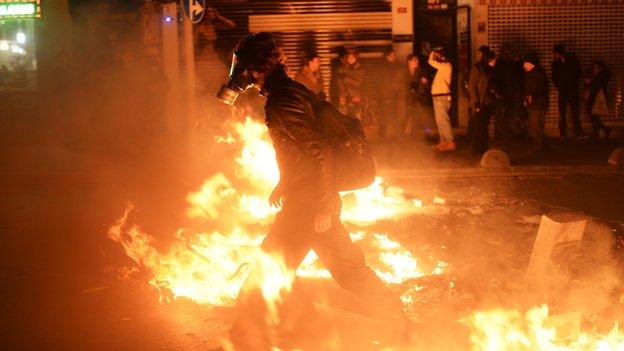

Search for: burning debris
xmin=107 ymin=117 xmax=624 ymax=350
xmin=108 ymin=118 xmax=435 ymax=305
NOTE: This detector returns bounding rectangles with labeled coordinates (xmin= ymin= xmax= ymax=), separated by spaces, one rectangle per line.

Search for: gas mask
xmin=216 ymin=52 xmax=253 ymax=106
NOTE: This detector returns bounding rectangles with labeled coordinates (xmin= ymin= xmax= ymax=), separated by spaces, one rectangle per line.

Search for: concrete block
xmin=480 ymin=149 xmax=510 ymax=169
xmin=527 ymin=215 xmax=587 ymax=286
xmin=608 ymin=147 xmax=624 ymax=171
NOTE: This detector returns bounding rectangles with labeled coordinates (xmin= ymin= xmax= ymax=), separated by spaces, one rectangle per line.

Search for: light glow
xmin=0 ymin=3 xmax=36 ymax=18
xmin=11 ymin=45 xmax=24 ymax=55
xmin=16 ymin=32 xmax=26 ymax=44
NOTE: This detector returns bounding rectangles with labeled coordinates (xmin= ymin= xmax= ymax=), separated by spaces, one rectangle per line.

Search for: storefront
xmin=0 ymin=0 xmax=41 ymax=92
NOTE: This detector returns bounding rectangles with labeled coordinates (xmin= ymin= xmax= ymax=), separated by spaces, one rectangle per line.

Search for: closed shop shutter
xmin=487 ymin=1 xmax=624 ymax=129
xmin=196 ymin=1 xmax=393 ymax=104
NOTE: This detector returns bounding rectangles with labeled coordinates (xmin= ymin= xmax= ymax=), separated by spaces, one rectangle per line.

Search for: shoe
xmin=438 ymin=140 xmax=456 ymax=152
xmin=432 ymin=141 xmax=444 ymax=149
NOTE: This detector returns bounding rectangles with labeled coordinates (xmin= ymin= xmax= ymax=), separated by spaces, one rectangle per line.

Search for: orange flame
xmin=108 ymin=117 xmax=441 ymax=309
xmin=464 ymin=305 xmax=624 ymax=350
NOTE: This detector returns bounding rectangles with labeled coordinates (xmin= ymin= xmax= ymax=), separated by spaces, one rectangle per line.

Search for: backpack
xmin=310 ymin=93 xmax=376 ymax=191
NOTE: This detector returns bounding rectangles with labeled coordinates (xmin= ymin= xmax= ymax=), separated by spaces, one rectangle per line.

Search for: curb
xmin=380 ymin=164 xmax=620 ymax=180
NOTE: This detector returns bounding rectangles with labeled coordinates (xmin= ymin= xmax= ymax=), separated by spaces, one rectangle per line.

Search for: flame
xmin=108 ymin=116 xmax=624 ymax=350
xmin=341 ymin=178 xmax=423 ymax=226
xmin=464 ymin=305 xmax=624 ymax=350
xmin=243 ymin=252 xmax=295 ymax=325
xmin=108 ymin=117 xmax=439 ymax=308
xmin=371 ymin=233 xmax=438 ymax=285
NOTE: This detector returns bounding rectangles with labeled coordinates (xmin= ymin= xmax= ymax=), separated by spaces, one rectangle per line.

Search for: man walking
xmin=217 ymin=33 xmax=407 ymax=350
xmin=551 ymin=44 xmax=586 ymax=139
xmin=523 ymin=52 xmax=549 ymax=151
xmin=428 ymin=47 xmax=455 ymax=151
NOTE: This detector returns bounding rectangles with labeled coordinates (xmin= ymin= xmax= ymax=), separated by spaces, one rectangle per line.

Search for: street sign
xmin=180 ymin=0 xmax=205 ymax=24
xmin=0 ymin=0 xmax=41 ymax=19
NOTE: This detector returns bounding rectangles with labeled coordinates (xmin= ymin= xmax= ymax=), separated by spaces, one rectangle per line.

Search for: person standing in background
xmin=494 ymin=44 xmax=523 ymax=141
xmin=295 ymin=52 xmax=325 ymax=96
xmin=469 ymin=50 xmax=500 ymax=156
xmin=583 ymin=60 xmax=612 ymax=140
xmin=405 ymin=54 xmax=432 ymax=139
xmin=551 ymin=44 xmax=586 ymax=139
xmin=523 ymin=52 xmax=549 ymax=152
xmin=428 ymin=47 xmax=455 ymax=151
xmin=466 ymin=45 xmax=492 ymax=140
xmin=377 ymin=48 xmax=404 ymax=140
xmin=336 ymin=48 xmax=364 ymax=119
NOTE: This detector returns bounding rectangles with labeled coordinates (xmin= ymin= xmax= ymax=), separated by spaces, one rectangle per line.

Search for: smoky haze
xmin=1 ymin=2 xmax=624 ymax=350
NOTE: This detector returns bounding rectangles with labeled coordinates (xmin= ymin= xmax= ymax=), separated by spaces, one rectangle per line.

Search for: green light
xmin=0 ymin=3 xmax=37 ymax=18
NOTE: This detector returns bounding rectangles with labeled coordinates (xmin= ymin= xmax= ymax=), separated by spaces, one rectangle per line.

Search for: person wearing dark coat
xmin=221 ymin=33 xmax=408 ymax=351
xmin=295 ymin=52 xmax=325 ymax=95
xmin=551 ymin=44 xmax=586 ymax=139
xmin=405 ymin=54 xmax=432 ymax=138
xmin=494 ymin=45 xmax=523 ymax=140
xmin=523 ymin=52 xmax=549 ymax=151
xmin=583 ymin=60 xmax=612 ymax=139
xmin=377 ymin=47 xmax=404 ymax=140
xmin=469 ymin=49 xmax=500 ymax=155
xmin=336 ymin=49 xmax=364 ymax=119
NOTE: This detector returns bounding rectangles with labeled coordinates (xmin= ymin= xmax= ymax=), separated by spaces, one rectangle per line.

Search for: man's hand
xmin=473 ymin=102 xmax=481 ymax=113
xmin=314 ymin=214 xmax=332 ymax=233
xmin=269 ymin=183 xmax=285 ymax=208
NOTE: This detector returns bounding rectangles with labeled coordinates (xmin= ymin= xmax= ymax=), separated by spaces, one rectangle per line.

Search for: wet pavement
xmin=1 ymin=129 xmax=623 ymax=350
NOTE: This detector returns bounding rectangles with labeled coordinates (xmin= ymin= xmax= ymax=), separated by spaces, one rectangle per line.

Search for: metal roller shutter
xmin=487 ymin=1 xmax=624 ymax=130
xmin=196 ymin=1 xmax=392 ymax=103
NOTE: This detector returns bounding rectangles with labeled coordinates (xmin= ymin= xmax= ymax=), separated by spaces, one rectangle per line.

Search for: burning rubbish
xmin=464 ymin=305 xmax=624 ymax=350
xmin=108 ymin=117 xmax=435 ymax=307
xmin=108 ymin=117 xmax=624 ymax=350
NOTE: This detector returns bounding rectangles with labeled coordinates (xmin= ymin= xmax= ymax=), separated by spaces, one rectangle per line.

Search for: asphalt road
xmin=1 ymin=131 xmax=623 ymax=350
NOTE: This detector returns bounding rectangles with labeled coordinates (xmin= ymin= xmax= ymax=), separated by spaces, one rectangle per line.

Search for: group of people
xmin=292 ymin=46 xmax=456 ymax=151
xmin=292 ymin=43 xmax=613 ymax=157
xmin=467 ymin=44 xmax=613 ymax=155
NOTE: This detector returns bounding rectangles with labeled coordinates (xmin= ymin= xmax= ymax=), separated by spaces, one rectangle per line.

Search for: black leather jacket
xmin=263 ymin=69 xmax=338 ymax=214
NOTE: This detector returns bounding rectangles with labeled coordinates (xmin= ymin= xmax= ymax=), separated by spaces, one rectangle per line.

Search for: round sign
xmin=180 ymin=0 xmax=205 ymax=24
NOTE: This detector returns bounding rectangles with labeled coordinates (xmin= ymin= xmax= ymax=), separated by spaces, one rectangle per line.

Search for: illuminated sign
xmin=0 ymin=1 xmax=41 ymax=19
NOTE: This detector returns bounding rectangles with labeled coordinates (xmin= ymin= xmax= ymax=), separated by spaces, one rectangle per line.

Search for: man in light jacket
xmin=428 ymin=47 xmax=455 ymax=151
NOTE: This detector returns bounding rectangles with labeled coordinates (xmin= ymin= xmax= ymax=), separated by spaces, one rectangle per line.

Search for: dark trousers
xmin=379 ymin=98 xmax=398 ymax=140
xmin=494 ymin=98 xmax=514 ymax=140
xmin=528 ymin=108 xmax=546 ymax=150
xmin=471 ymin=103 xmax=496 ymax=155
xmin=588 ymin=113 xmax=608 ymax=136
xmin=229 ymin=199 xmax=404 ymax=350
xmin=557 ymin=92 xmax=583 ymax=137
xmin=406 ymin=99 xmax=433 ymax=138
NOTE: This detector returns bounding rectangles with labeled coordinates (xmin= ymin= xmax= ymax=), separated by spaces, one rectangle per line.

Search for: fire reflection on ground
xmin=108 ymin=117 xmax=624 ymax=350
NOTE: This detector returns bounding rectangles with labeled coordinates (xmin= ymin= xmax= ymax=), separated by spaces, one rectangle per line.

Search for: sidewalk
xmin=373 ymin=135 xmax=623 ymax=178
